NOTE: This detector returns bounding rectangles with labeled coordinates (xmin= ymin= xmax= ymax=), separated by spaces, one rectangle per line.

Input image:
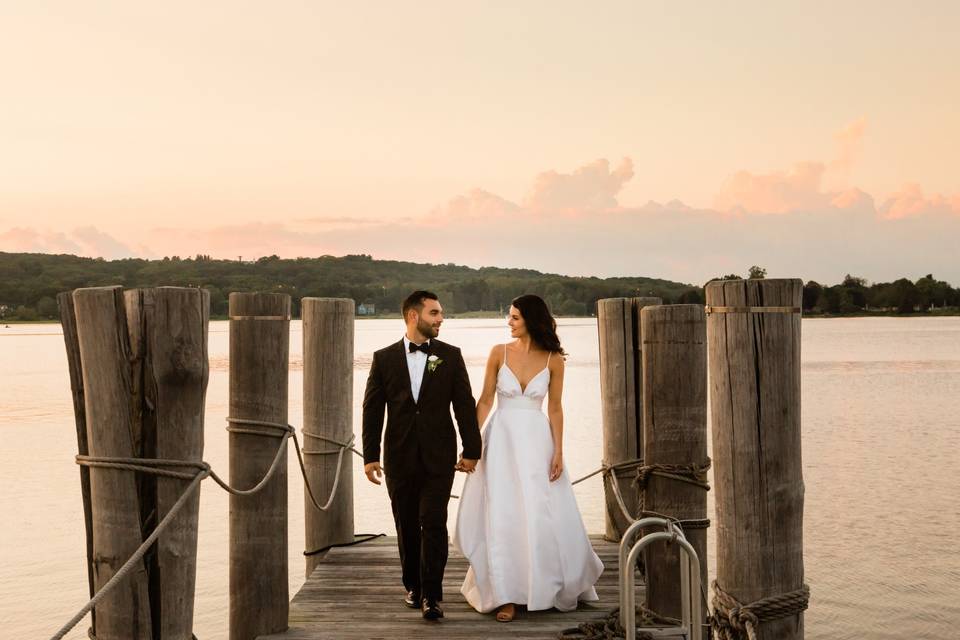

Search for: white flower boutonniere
xmin=427 ymin=354 xmax=443 ymax=373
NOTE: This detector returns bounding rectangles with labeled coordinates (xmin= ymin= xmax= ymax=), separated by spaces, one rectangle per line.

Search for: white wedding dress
xmin=453 ymin=349 xmax=603 ymax=613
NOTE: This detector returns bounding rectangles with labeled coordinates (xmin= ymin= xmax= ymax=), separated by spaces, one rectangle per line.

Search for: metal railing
xmin=619 ymin=517 xmax=703 ymax=640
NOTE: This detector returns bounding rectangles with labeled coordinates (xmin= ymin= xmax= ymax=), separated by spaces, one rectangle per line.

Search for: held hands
xmin=455 ymin=457 xmax=478 ymax=473
xmin=549 ymin=451 xmax=563 ymax=482
xmin=364 ymin=462 xmax=383 ymax=485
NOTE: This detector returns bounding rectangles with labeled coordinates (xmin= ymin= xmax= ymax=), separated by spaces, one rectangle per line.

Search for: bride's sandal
xmin=496 ymin=603 xmax=515 ymax=622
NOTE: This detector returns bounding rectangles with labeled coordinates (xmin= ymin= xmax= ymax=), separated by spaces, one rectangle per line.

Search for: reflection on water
xmin=1 ymin=317 xmax=958 ymax=639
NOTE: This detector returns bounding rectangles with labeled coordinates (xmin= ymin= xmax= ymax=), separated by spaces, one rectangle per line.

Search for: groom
xmin=362 ymin=290 xmax=482 ymax=620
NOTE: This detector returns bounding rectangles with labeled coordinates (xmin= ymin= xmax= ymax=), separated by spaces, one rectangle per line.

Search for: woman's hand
xmin=549 ymin=451 xmax=563 ymax=482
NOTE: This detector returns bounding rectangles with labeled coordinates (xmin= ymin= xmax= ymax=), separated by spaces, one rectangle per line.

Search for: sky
xmin=1 ymin=1 xmax=958 ymax=286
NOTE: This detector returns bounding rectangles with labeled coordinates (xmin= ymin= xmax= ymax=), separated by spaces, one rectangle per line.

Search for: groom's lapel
xmin=392 ymin=340 xmax=415 ymax=404
xmin=416 ymin=341 xmax=439 ymax=405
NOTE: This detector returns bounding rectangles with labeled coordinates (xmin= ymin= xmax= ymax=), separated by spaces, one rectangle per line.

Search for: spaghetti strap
xmin=503 ymin=343 xmax=507 ymax=366
xmin=547 ymin=351 xmax=552 ymax=366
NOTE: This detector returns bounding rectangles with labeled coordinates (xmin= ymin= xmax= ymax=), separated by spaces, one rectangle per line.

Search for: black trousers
xmin=385 ymin=469 xmax=455 ymax=601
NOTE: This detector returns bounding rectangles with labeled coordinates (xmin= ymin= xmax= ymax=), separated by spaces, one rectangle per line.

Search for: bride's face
xmin=507 ymin=306 xmax=527 ymax=338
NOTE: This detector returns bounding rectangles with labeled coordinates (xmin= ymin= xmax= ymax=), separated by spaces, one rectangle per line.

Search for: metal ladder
xmin=619 ymin=517 xmax=703 ymax=640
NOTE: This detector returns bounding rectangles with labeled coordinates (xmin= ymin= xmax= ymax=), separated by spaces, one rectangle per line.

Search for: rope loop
xmin=710 ymin=580 xmax=810 ymax=640
xmin=635 ymin=459 xmax=711 ymax=492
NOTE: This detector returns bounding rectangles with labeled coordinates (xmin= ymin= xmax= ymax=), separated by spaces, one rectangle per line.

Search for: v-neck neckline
xmin=501 ymin=363 xmax=548 ymax=395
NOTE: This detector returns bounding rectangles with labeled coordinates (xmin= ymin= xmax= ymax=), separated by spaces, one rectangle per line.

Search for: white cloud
xmin=879 ymin=183 xmax=960 ymax=219
xmin=2 ymin=153 xmax=958 ymax=286
xmin=523 ymin=158 xmax=634 ymax=213
xmin=0 ymin=227 xmax=82 ymax=254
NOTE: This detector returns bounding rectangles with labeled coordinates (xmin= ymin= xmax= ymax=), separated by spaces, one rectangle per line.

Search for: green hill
xmin=0 ymin=252 xmax=700 ymax=320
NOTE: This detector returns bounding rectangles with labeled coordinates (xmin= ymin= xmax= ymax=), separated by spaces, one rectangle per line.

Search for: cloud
xmin=296 ymin=216 xmax=398 ymax=227
xmin=523 ymin=158 xmax=634 ymax=213
xmin=879 ymin=183 xmax=960 ymax=219
xmin=715 ymin=118 xmax=870 ymax=214
xmin=432 ymin=188 xmax=520 ymax=222
xmin=71 ymin=226 xmax=138 ymax=259
xmin=830 ymin=117 xmax=867 ymax=176
xmin=0 ymin=225 xmax=138 ymax=259
xmin=0 ymin=227 xmax=82 ymax=254
xmin=2 ymin=150 xmax=958 ymax=286
xmin=713 ymin=161 xmax=832 ymax=214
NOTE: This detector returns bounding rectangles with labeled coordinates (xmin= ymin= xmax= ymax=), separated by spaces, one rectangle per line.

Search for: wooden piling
xmin=597 ymin=296 xmax=660 ymax=540
xmin=706 ymin=278 xmax=806 ymax=639
xmin=57 ymin=291 xmax=96 ymax=634
xmin=229 ymin=292 xmax=291 ymax=640
xmin=302 ymin=298 xmax=355 ymax=577
xmin=640 ymin=304 xmax=708 ymax=622
xmin=126 ymin=287 xmax=210 ymax=639
xmin=73 ymin=286 xmax=152 ymax=640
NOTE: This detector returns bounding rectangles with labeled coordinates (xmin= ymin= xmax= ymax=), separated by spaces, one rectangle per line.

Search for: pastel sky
xmin=1 ymin=2 xmax=958 ymax=285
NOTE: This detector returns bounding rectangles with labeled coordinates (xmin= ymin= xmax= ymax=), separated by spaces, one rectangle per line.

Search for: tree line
xmin=0 ymin=252 xmax=956 ymax=321
xmin=0 ymin=252 xmax=692 ymax=320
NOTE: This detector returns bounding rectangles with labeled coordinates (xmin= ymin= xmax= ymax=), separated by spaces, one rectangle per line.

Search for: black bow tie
xmin=408 ymin=341 xmax=430 ymax=354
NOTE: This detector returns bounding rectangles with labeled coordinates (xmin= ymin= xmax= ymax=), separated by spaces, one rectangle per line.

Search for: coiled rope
xmin=710 ymin=580 xmax=811 ymax=640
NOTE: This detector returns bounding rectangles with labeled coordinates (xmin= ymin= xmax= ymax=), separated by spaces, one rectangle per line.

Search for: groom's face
xmin=414 ymin=298 xmax=444 ymax=339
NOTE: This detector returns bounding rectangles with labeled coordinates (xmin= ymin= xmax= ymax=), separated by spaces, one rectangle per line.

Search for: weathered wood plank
xmin=149 ymin=287 xmax=209 ymax=639
xmin=302 ymin=298 xmax=355 ymax=577
xmin=640 ymin=304 xmax=708 ymax=621
xmin=706 ymin=278 xmax=806 ymax=639
xmin=597 ymin=297 xmax=660 ymax=540
xmin=258 ymin=536 xmax=640 ymax=640
xmin=73 ymin=286 xmax=152 ymax=639
xmin=57 ymin=291 xmax=97 ymax=633
xmin=230 ymin=293 xmax=291 ymax=640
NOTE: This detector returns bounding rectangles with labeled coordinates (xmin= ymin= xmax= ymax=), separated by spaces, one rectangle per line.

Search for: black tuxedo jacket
xmin=362 ymin=339 xmax=482 ymax=477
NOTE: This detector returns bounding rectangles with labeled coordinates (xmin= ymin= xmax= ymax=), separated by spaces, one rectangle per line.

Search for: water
xmin=1 ymin=317 xmax=958 ymax=639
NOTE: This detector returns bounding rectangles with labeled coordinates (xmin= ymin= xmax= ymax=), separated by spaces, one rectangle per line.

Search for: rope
xmin=598 ymin=458 xmax=645 ymax=523
xmin=557 ymin=605 xmax=680 ymax=639
xmin=635 ymin=459 xmax=712 ymax=530
xmin=57 ymin=428 xmax=692 ymax=640
xmin=50 ymin=469 xmax=207 ymax=640
xmin=292 ymin=429 xmax=353 ymax=512
xmin=710 ymin=580 xmax=810 ymax=640
xmin=54 ymin=416 xmax=355 ymax=640
xmin=304 ymin=533 xmax=387 ymax=557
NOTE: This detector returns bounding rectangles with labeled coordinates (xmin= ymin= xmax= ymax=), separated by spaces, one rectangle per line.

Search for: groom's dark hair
xmin=402 ymin=290 xmax=439 ymax=319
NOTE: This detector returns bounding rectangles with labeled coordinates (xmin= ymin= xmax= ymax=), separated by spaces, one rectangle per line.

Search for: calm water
xmin=1 ymin=317 xmax=958 ymax=639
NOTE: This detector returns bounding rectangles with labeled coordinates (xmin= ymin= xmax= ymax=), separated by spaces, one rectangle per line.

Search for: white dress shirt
xmin=403 ymin=336 xmax=430 ymax=402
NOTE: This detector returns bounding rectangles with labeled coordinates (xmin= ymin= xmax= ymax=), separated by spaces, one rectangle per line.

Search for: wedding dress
xmin=453 ymin=348 xmax=603 ymax=613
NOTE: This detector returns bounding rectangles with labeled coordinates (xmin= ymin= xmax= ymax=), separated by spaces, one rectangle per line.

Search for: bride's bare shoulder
xmin=487 ymin=343 xmax=507 ymax=365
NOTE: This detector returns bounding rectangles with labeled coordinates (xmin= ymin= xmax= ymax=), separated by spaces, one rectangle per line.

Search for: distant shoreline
xmin=4 ymin=310 xmax=959 ymax=326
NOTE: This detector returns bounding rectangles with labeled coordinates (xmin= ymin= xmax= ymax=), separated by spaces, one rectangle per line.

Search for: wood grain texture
xmin=73 ymin=286 xmax=152 ymax=640
xmin=705 ymin=278 xmax=805 ymax=639
xmin=254 ymin=536 xmax=682 ymax=640
xmin=147 ymin=287 xmax=210 ymax=639
xmin=302 ymin=298 xmax=355 ymax=577
xmin=229 ymin=292 xmax=291 ymax=640
xmin=597 ymin=296 xmax=661 ymax=540
xmin=640 ymin=304 xmax=708 ymax=622
xmin=57 ymin=291 xmax=97 ymax=634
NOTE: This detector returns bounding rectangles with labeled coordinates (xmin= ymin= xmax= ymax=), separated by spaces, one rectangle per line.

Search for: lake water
xmin=1 ymin=317 xmax=958 ymax=639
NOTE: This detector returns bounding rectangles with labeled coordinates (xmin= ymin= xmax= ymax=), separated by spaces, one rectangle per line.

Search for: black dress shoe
xmin=404 ymin=590 xmax=421 ymax=608
xmin=421 ymin=598 xmax=444 ymax=620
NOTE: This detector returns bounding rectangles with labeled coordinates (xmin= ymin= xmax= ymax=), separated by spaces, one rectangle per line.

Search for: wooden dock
xmin=258 ymin=535 xmax=630 ymax=640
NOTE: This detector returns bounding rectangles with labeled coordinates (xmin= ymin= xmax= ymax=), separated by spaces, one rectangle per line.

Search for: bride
xmin=453 ymin=294 xmax=603 ymax=622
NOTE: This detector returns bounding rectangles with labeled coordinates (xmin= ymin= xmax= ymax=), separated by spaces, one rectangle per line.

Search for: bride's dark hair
xmin=511 ymin=294 xmax=566 ymax=356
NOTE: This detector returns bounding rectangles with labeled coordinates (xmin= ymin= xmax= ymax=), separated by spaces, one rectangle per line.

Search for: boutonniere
xmin=427 ymin=354 xmax=443 ymax=373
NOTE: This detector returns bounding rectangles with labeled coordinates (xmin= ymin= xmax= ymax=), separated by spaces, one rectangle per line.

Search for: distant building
xmin=357 ymin=303 xmax=376 ymax=316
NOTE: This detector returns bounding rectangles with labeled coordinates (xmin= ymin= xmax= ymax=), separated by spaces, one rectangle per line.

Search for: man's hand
xmin=364 ymin=462 xmax=383 ymax=485
xmin=455 ymin=457 xmax=478 ymax=473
